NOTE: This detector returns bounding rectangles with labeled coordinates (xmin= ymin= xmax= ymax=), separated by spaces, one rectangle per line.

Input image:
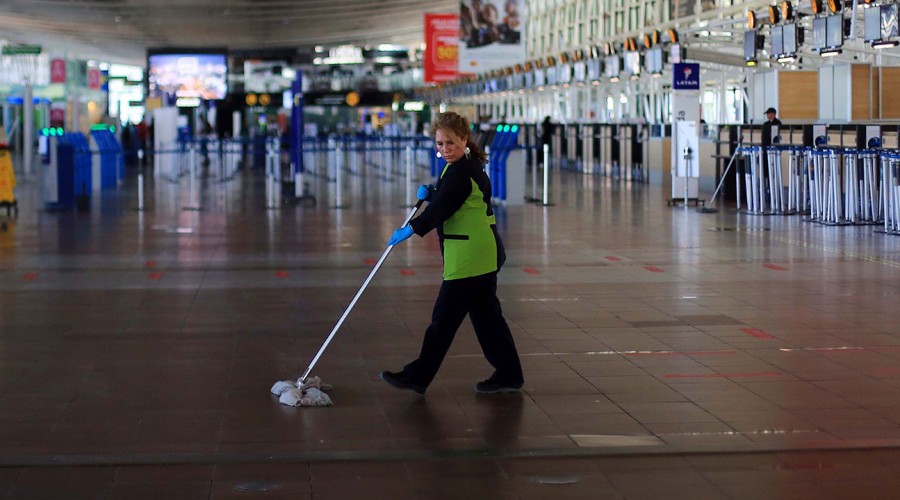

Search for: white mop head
xmin=270 ymin=376 xmax=333 ymax=407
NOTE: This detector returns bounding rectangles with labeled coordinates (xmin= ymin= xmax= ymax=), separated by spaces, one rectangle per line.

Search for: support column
xmin=24 ymin=84 xmax=33 ymax=176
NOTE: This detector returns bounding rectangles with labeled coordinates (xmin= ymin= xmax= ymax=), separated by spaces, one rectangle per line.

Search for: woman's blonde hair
xmin=431 ymin=112 xmax=488 ymax=165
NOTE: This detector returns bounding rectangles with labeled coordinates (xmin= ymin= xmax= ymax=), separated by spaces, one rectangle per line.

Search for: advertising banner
xmin=425 ymin=13 xmax=460 ymax=83
xmin=459 ymin=0 xmax=525 ymax=75
xmin=87 ymin=68 xmax=100 ymax=90
xmin=50 ymin=58 xmax=66 ymax=84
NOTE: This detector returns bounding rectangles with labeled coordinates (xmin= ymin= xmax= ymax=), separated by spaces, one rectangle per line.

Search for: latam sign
xmin=672 ymin=63 xmax=700 ymax=90
xmin=424 ymin=13 xmax=460 ymax=83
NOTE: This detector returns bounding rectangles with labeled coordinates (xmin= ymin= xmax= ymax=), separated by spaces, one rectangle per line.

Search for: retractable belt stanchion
xmin=334 ymin=138 xmax=344 ymax=208
xmin=843 ymin=148 xmax=860 ymax=224
xmin=880 ymin=151 xmax=900 ymax=234
xmin=786 ymin=147 xmax=807 ymax=214
xmin=861 ymin=149 xmax=881 ymax=223
xmin=542 ymin=143 xmax=551 ymax=206
xmin=738 ymin=146 xmax=764 ymax=214
xmin=266 ymin=139 xmax=281 ymax=209
xmin=881 ymin=152 xmax=894 ymax=232
xmin=827 ymin=149 xmax=843 ymax=224
xmin=184 ymin=141 xmax=201 ymax=211
xmin=809 ymin=149 xmax=826 ymax=223
xmin=766 ymin=146 xmax=785 ymax=214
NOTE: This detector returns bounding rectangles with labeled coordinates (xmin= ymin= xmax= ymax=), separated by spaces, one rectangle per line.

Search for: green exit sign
xmin=2 ymin=45 xmax=42 ymax=55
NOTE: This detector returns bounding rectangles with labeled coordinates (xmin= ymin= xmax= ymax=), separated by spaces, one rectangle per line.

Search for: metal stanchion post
xmin=405 ymin=145 xmax=413 ymax=206
xmin=335 ymin=139 xmax=344 ymax=208
xmin=542 ymin=143 xmax=551 ymax=206
xmin=136 ymin=166 xmax=146 ymax=211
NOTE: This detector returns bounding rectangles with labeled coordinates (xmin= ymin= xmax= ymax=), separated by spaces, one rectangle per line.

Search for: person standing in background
xmin=540 ymin=115 xmax=554 ymax=166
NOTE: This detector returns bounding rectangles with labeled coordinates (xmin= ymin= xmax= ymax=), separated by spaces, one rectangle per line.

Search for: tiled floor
xmin=3 ymin=156 xmax=900 ymax=498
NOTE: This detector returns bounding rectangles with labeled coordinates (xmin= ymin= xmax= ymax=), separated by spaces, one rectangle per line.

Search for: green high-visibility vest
xmin=440 ymin=163 xmax=498 ymax=280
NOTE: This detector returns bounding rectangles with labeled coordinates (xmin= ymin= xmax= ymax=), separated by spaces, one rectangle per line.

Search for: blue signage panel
xmin=672 ymin=63 xmax=700 ymax=90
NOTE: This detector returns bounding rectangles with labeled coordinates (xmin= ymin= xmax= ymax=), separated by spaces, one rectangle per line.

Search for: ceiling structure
xmin=0 ymin=0 xmax=457 ymax=65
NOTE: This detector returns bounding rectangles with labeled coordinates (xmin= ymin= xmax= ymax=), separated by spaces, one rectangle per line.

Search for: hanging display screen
xmin=605 ymin=55 xmax=620 ymax=78
xmin=865 ymin=6 xmax=883 ymax=41
xmin=826 ymin=14 xmax=844 ymax=48
xmin=624 ymin=52 xmax=641 ymax=77
xmin=883 ymin=4 xmax=899 ymax=38
xmin=813 ymin=17 xmax=827 ymax=50
xmin=147 ymin=50 xmax=228 ymax=100
xmin=770 ymin=25 xmax=784 ymax=57
xmin=783 ymin=23 xmax=798 ymax=54
xmin=743 ymin=30 xmax=758 ymax=60
xmin=645 ymin=47 xmax=663 ymax=74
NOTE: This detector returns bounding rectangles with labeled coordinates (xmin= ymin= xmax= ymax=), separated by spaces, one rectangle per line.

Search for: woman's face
xmin=435 ymin=128 xmax=466 ymax=164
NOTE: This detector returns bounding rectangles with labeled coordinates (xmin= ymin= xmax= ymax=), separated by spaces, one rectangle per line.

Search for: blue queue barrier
xmin=89 ymin=129 xmax=123 ymax=189
xmin=58 ymin=133 xmax=92 ymax=206
xmin=45 ymin=135 xmax=91 ymax=211
xmin=486 ymin=124 xmax=524 ymax=205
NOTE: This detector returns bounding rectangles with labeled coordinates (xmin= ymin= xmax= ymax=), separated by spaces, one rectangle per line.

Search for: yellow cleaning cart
xmin=0 ymin=146 xmax=17 ymax=217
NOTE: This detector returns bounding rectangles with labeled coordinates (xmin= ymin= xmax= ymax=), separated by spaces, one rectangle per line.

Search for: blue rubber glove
xmin=388 ymin=226 xmax=414 ymax=246
xmin=417 ymin=184 xmax=434 ymax=201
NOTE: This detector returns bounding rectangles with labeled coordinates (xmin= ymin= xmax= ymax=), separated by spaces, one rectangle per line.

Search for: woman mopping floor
xmin=381 ymin=112 xmax=524 ymax=395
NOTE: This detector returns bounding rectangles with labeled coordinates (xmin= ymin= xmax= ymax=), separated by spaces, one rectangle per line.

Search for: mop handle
xmin=707 ymin=141 xmax=743 ymax=206
xmin=299 ymin=199 xmax=424 ymax=384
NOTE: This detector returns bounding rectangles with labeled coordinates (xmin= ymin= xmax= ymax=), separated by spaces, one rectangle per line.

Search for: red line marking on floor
xmin=662 ymin=371 xmax=782 ymax=379
xmin=605 ymin=256 xmax=622 ymax=261
xmin=22 ymin=272 xmax=38 ymax=282
xmin=143 ymin=260 xmax=157 ymax=268
xmin=626 ymin=350 xmax=736 ymax=357
xmin=643 ymin=266 xmax=665 ymax=273
xmin=363 ymin=258 xmax=376 ymax=265
xmin=275 ymin=270 xmax=289 ymax=278
xmin=741 ymin=327 xmax=775 ymax=340
xmin=763 ymin=263 xmax=788 ymax=271
xmin=776 ymin=463 xmax=834 ymax=471
xmin=148 ymin=272 xmax=164 ymax=281
xmin=868 ymin=368 xmax=900 ymax=376
xmin=523 ymin=267 xmax=541 ymax=275
xmin=400 ymin=269 xmax=415 ymax=276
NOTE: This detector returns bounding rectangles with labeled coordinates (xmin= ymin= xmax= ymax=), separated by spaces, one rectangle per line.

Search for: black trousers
xmin=403 ymin=272 xmax=523 ymax=388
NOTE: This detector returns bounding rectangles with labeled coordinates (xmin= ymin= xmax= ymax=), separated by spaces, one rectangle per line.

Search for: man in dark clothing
xmin=762 ymin=107 xmax=782 ymax=146
xmin=539 ymin=116 xmax=554 ymax=165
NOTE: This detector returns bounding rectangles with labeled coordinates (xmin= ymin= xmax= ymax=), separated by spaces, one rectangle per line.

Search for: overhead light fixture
xmin=811 ymin=0 xmax=823 ymax=14
xmin=667 ymin=29 xmax=679 ymax=44
xmin=777 ymin=55 xmax=797 ymax=63
xmin=609 ymin=76 xmax=620 ymax=82
xmin=781 ymin=1 xmax=794 ymax=21
xmin=820 ymin=47 xmax=842 ymax=57
xmin=872 ymin=40 xmax=900 ymax=49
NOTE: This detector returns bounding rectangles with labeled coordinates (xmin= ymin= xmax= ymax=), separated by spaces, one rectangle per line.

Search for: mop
xmin=271 ymin=200 xmax=423 ymax=407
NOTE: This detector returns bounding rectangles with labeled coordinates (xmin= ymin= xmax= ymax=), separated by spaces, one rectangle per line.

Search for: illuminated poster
xmin=87 ymin=68 xmax=100 ymax=90
xmin=459 ymin=0 xmax=525 ymax=75
xmin=50 ymin=58 xmax=66 ymax=84
xmin=425 ymin=13 xmax=460 ymax=83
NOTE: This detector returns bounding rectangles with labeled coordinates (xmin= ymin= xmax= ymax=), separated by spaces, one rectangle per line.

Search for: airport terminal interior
xmin=3 ymin=0 xmax=900 ymax=498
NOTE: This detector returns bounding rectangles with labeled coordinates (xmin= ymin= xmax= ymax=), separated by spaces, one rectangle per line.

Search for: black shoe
xmin=380 ymin=371 xmax=426 ymax=395
xmin=474 ymin=379 xmax=523 ymax=394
